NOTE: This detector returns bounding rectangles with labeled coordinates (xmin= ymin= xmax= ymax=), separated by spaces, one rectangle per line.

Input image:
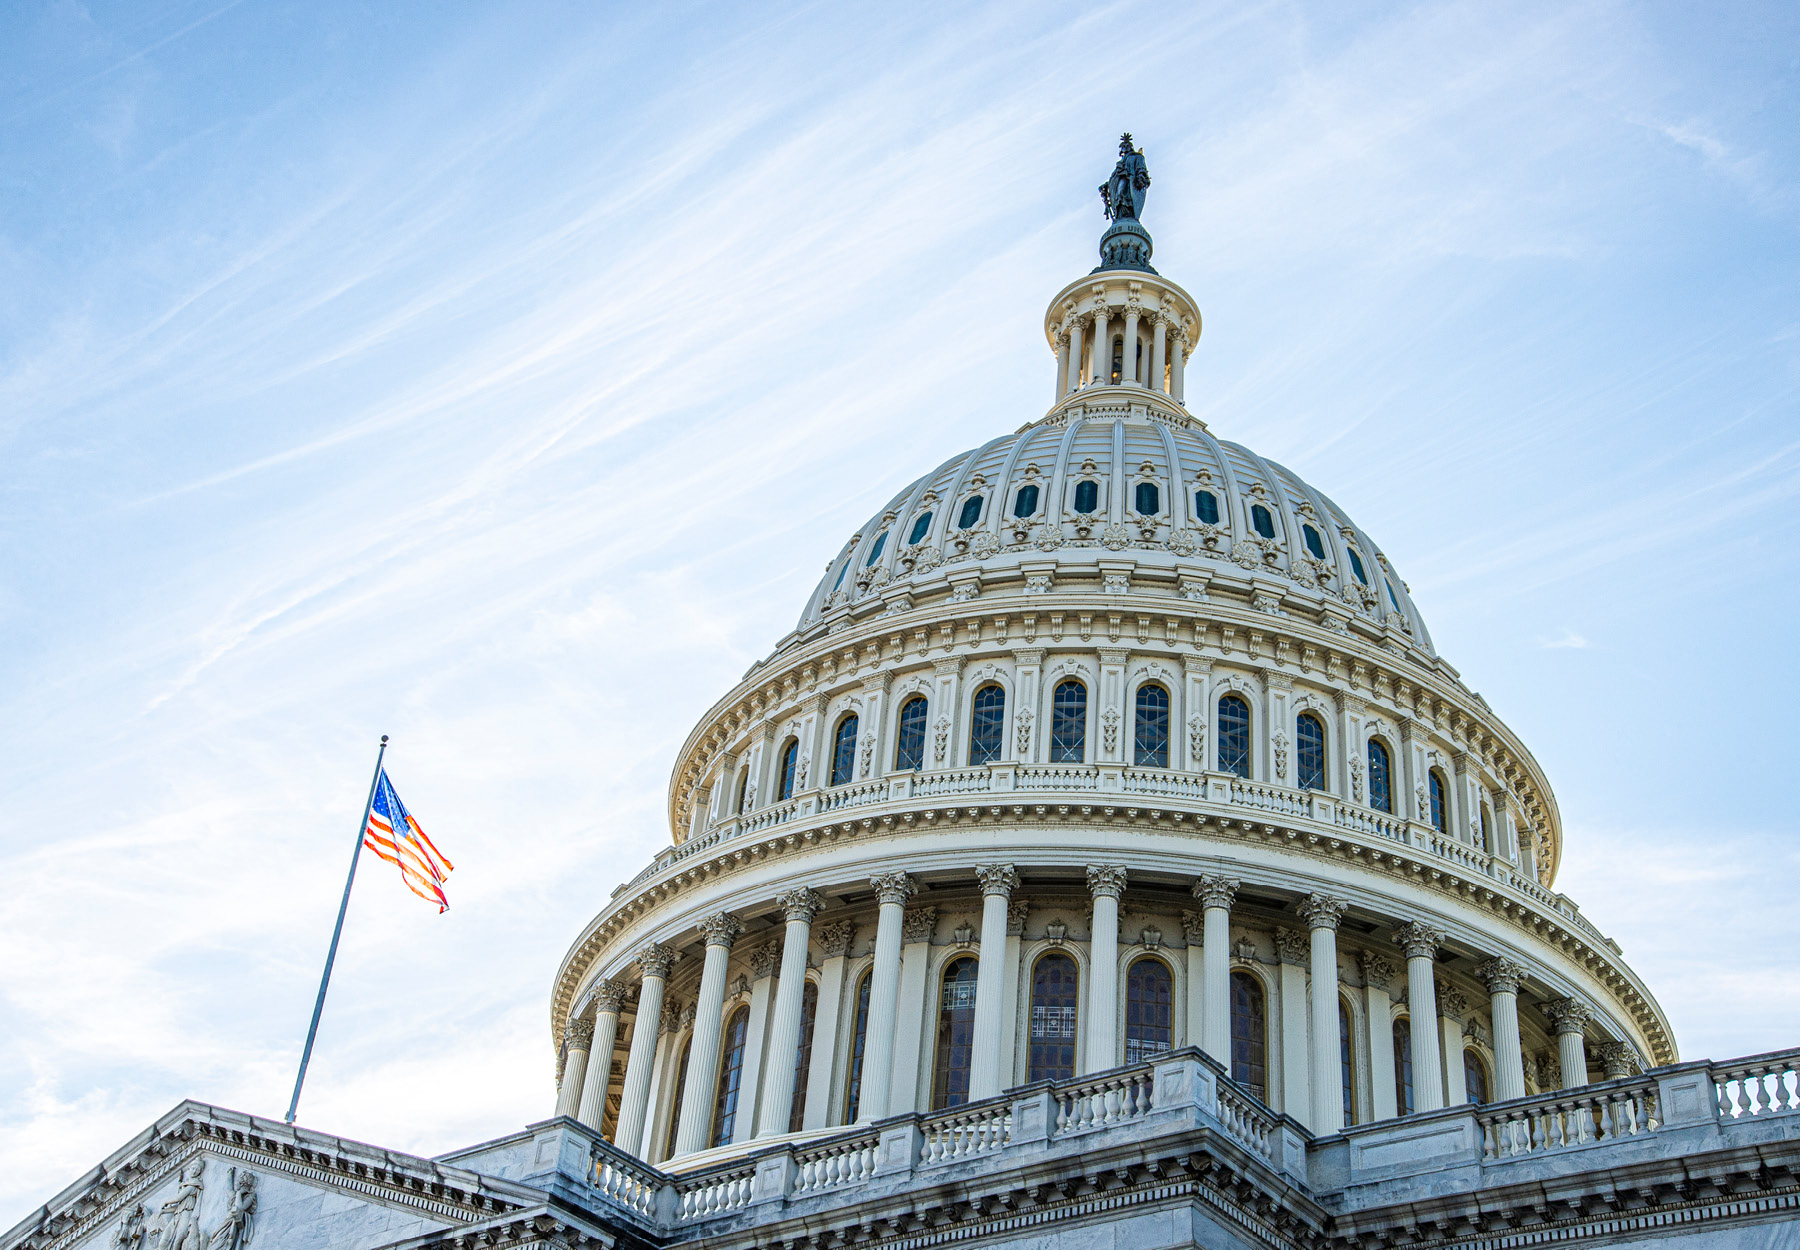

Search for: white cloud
xmin=1538 ymin=628 xmax=1591 ymax=649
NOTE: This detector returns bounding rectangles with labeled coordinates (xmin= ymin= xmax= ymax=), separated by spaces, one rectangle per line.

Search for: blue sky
xmin=2 ymin=0 xmax=1797 ymax=1220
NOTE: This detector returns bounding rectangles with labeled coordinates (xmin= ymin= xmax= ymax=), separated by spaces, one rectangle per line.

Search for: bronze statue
xmin=1100 ymin=133 xmax=1151 ymax=222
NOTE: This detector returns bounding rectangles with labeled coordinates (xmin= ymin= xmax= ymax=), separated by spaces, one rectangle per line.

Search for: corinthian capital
xmin=1086 ymin=864 xmax=1127 ymax=899
xmin=1435 ymin=978 xmax=1470 ymax=1022
xmin=698 ymin=911 xmax=744 ymax=949
xmin=870 ymin=871 xmax=917 ymax=906
xmin=815 ymin=920 xmax=855 ymax=958
xmin=1192 ymin=875 xmax=1239 ymax=910
xmin=1596 ymin=1041 xmax=1640 ymax=1079
xmin=975 ymin=863 xmax=1019 ymax=898
xmin=564 ymin=1016 xmax=595 ymax=1050
xmin=777 ymin=887 xmax=825 ymax=923
xmin=1359 ymin=951 xmax=1395 ymax=991
xmin=1298 ymin=893 xmax=1347 ymax=932
xmin=590 ymin=978 xmax=628 ymax=1015
xmin=1543 ymin=996 xmax=1593 ymax=1036
xmin=1476 ymin=956 xmax=1524 ymax=996
xmin=1391 ymin=921 xmax=1444 ymax=961
xmin=635 ymin=943 xmax=676 ymax=980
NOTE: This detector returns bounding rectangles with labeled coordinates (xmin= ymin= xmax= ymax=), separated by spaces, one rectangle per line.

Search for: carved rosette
xmin=1391 ymin=921 xmax=1444 ymax=961
xmin=901 ymin=906 xmax=938 ymax=944
xmin=777 ymin=887 xmax=825 ymax=924
xmin=635 ymin=943 xmax=676 ymax=981
xmin=815 ymin=920 xmax=855 ymax=958
xmin=1544 ymin=996 xmax=1594 ymax=1037
xmin=1298 ymin=893 xmax=1347 ymax=932
xmin=976 ymin=863 xmax=1019 ymax=898
xmin=1085 ymin=864 xmax=1127 ymax=899
xmin=1476 ymin=956 xmax=1524 ymax=996
xmin=1192 ymin=875 xmax=1240 ymax=911
xmin=1359 ymin=951 xmax=1396 ymax=991
xmin=871 ymin=871 xmax=917 ymax=906
xmin=698 ymin=911 xmax=744 ymax=949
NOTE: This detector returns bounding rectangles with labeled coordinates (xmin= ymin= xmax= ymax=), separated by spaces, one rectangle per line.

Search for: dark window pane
xmin=1303 ymin=524 xmax=1327 ymax=559
xmin=1013 ymin=485 xmax=1039 ymax=518
xmin=736 ymin=770 xmax=750 ymax=814
xmin=864 ymin=532 xmax=887 ymax=566
xmin=1218 ymin=695 xmax=1251 ymax=778
xmin=1134 ymin=482 xmax=1159 ymax=516
xmin=1196 ymin=490 xmax=1219 ymax=525
xmin=1394 ymin=1019 xmax=1414 ymax=1115
xmin=830 ymin=715 xmax=858 ymax=787
xmin=832 ymin=560 xmax=850 ymax=591
xmin=1051 ymin=680 xmax=1087 ymax=763
xmin=844 ymin=971 xmax=873 ymax=1121
xmin=1125 ymin=958 xmax=1173 ymax=1064
xmin=1251 ymin=504 xmax=1275 ymax=539
xmin=1340 ymin=1001 xmax=1356 ymax=1126
xmin=788 ymin=980 xmax=818 ymax=1132
xmin=908 ymin=512 xmax=932 ymax=544
xmin=1348 ymin=548 xmax=1368 ymax=584
xmin=1134 ymin=684 xmax=1170 ymax=767
xmin=1464 ymin=1050 xmax=1490 ymax=1106
xmin=1297 ymin=715 xmax=1326 ymax=791
xmin=778 ymin=741 xmax=799 ymax=799
xmin=958 ymin=496 xmax=983 ymax=529
xmin=1386 ymin=580 xmax=1402 ymax=610
xmin=969 ymin=684 xmax=1005 ymax=764
xmin=712 ymin=1007 xmax=751 ymax=1147
xmin=1110 ymin=335 xmax=1123 ymax=384
xmin=932 ymin=957 xmax=980 ymax=1109
xmin=1074 ymin=480 xmax=1099 ymax=514
xmin=1429 ymin=771 xmax=1447 ymax=833
xmin=1368 ymin=740 xmax=1392 ymax=813
xmin=895 ymin=696 xmax=929 ymax=771
xmin=1028 ymin=953 xmax=1079 ymax=1082
xmin=1230 ymin=972 xmax=1266 ymax=1101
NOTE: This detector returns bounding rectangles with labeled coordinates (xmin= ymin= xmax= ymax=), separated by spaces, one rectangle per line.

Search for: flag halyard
xmin=362 ymin=769 xmax=453 ymax=912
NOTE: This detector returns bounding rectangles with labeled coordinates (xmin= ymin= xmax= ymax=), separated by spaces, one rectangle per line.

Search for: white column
xmin=1301 ymin=895 xmax=1347 ymax=1132
xmin=1055 ymin=332 xmax=1071 ymax=401
xmin=1478 ymin=956 xmax=1527 ymax=1101
xmin=1393 ymin=923 xmax=1445 ymax=1113
xmin=673 ymin=913 xmax=744 ymax=1156
xmin=1151 ymin=316 xmax=1167 ymax=393
xmin=1275 ymin=929 xmax=1311 ymax=1123
xmin=732 ymin=944 xmax=779 ymax=1142
xmin=1548 ymin=998 xmax=1593 ymax=1089
xmin=1066 ymin=321 xmax=1086 ymax=393
xmin=1171 ymin=330 xmax=1187 ymax=400
xmin=999 ymin=898 xmax=1026 ymax=1085
xmin=1181 ymin=911 xmax=1206 ymax=1050
xmin=577 ymin=980 xmax=627 ymax=1129
xmin=1091 ymin=307 xmax=1111 ymax=384
xmin=757 ymin=888 xmax=824 ymax=1138
xmin=1085 ymin=865 xmax=1127 ymax=1072
xmin=556 ymin=1016 xmax=593 ymax=1120
xmin=1437 ymin=978 xmax=1469 ymax=1106
xmin=888 ymin=906 xmax=935 ymax=1114
xmin=1122 ymin=307 xmax=1141 ymax=384
xmin=614 ymin=944 xmax=674 ymax=1157
xmin=856 ymin=873 xmax=914 ymax=1121
xmin=1361 ymin=952 xmax=1398 ymax=1121
xmin=804 ymin=921 xmax=854 ymax=1130
xmin=1194 ymin=876 xmax=1238 ymax=1066
xmin=968 ymin=864 xmax=1017 ymax=1099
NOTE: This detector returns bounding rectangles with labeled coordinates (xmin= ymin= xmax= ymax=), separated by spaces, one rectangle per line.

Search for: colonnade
xmin=558 ymin=869 xmax=1608 ymax=1162
xmin=1056 ymin=302 xmax=1190 ymax=402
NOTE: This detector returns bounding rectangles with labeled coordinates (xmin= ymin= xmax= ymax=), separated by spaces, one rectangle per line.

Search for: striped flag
xmin=361 ymin=769 xmax=453 ymax=912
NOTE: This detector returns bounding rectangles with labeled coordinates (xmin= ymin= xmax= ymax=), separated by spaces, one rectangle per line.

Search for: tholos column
xmin=555 ymin=1016 xmax=593 ymax=1120
xmin=1055 ymin=332 xmax=1071 ymax=401
xmin=1597 ymin=1041 xmax=1638 ymax=1082
xmin=856 ymin=872 xmax=914 ymax=1121
xmin=614 ymin=944 xmax=675 ymax=1156
xmin=757 ymin=888 xmax=824 ymax=1138
xmin=1066 ymin=321 xmax=1086 ymax=394
xmin=1360 ymin=952 xmax=1398 ymax=1121
xmin=1393 ymin=922 xmax=1445 ymax=1112
xmin=1171 ymin=331 xmax=1187 ymax=401
xmin=1092 ymin=308 xmax=1111 ymax=383
xmin=1194 ymin=875 xmax=1239 ymax=1066
xmin=968 ymin=864 xmax=1018 ymax=1099
xmin=1150 ymin=315 xmax=1167 ymax=393
xmin=1547 ymin=998 xmax=1593 ymax=1089
xmin=1085 ymin=865 xmax=1127 ymax=1072
xmin=1301 ymin=894 xmax=1348 ymax=1132
xmin=672 ymin=912 xmax=743 ymax=1156
xmin=1477 ymin=957 xmax=1527 ymax=1101
xmin=1122 ymin=308 xmax=1141 ymax=384
xmin=578 ymin=980 xmax=627 ymax=1130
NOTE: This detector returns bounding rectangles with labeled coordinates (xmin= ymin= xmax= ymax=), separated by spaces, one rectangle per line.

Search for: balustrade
xmin=914 ymin=768 xmax=993 ymax=798
xmin=739 ymin=797 xmax=802 ymax=834
xmin=674 ymin=1161 xmax=758 ymax=1221
xmin=1714 ymin=1049 xmax=1800 ymax=1118
xmin=818 ymin=778 xmax=892 ymax=814
xmin=1053 ymin=1068 xmax=1154 ymax=1135
xmin=919 ymin=1102 xmax=1012 ymax=1166
xmin=1228 ymin=778 xmax=1309 ymax=817
xmin=589 ymin=1142 xmax=662 ymax=1219
xmin=1478 ymin=1079 xmax=1658 ymax=1159
xmin=1123 ymin=769 xmax=1205 ymax=799
xmin=1017 ymin=764 xmax=1100 ymax=791
xmin=1213 ymin=1077 xmax=1276 ymax=1162
xmin=792 ymin=1133 xmax=880 ymax=1195
xmin=1332 ymin=802 xmax=1403 ymax=841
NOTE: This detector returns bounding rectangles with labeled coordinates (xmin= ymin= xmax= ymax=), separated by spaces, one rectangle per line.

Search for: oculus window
xmin=1251 ymin=504 xmax=1276 ymax=539
xmin=1303 ymin=523 xmax=1327 ymax=559
xmin=864 ymin=532 xmax=887 ymax=566
xmin=1347 ymin=548 xmax=1368 ymax=584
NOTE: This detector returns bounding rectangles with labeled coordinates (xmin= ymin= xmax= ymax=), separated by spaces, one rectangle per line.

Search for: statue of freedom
xmin=1099 ymin=133 xmax=1151 ymax=221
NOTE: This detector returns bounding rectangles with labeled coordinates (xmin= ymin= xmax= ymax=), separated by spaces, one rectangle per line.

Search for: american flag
xmin=362 ymin=769 xmax=453 ymax=912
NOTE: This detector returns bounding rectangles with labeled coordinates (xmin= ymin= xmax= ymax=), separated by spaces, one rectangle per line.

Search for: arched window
xmin=830 ymin=715 xmax=859 ymax=787
xmin=969 ymin=684 xmax=1005 ymax=764
xmin=1013 ymin=485 xmax=1039 ymax=518
xmin=788 ymin=980 xmax=819 ymax=1132
xmin=1251 ymin=504 xmax=1276 ymax=539
xmin=1464 ymin=1049 xmax=1491 ymax=1107
xmin=1428 ymin=770 xmax=1448 ymax=834
xmin=843 ymin=969 xmax=873 ymax=1122
xmin=735 ymin=769 xmax=751 ymax=814
xmin=907 ymin=512 xmax=933 ymax=544
xmin=1028 ymin=952 xmax=1079 ymax=1082
xmin=1386 ymin=580 xmax=1402 ymax=611
xmin=1339 ymin=999 xmax=1357 ymax=1126
xmin=1368 ymin=740 xmax=1393 ymax=813
xmin=895 ymin=696 xmax=929 ymax=771
xmin=1125 ymin=958 xmax=1173 ymax=1063
xmin=1296 ymin=714 xmax=1326 ymax=791
xmin=712 ymin=1005 xmax=751 ymax=1147
xmin=1074 ymin=480 xmax=1099 ymax=514
xmin=1393 ymin=1018 xmax=1414 ymax=1116
xmin=777 ymin=740 xmax=799 ymax=800
xmin=1109 ymin=335 xmax=1124 ymax=383
xmin=864 ymin=532 xmax=887 ymax=566
xmin=932 ymin=956 xmax=980 ymax=1110
xmin=832 ymin=560 xmax=851 ymax=593
xmin=1347 ymin=548 xmax=1369 ymax=584
xmin=1229 ymin=972 xmax=1267 ymax=1101
xmin=1051 ymin=680 xmax=1087 ymax=763
xmin=1195 ymin=490 xmax=1220 ymax=525
xmin=1218 ymin=695 xmax=1251 ymax=778
xmin=957 ymin=495 xmax=984 ymax=529
xmin=1303 ymin=523 xmax=1327 ymax=560
xmin=1478 ymin=803 xmax=1494 ymax=853
xmin=1134 ymin=683 xmax=1170 ymax=767
xmin=1134 ymin=481 xmax=1159 ymax=515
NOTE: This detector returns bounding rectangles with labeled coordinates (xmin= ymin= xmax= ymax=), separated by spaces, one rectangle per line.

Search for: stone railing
xmin=919 ymin=1102 xmax=1012 ymax=1166
xmin=1017 ymin=764 xmax=1101 ymax=790
xmin=1123 ymin=769 xmax=1206 ymax=800
xmin=588 ymin=1140 xmax=665 ymax=1221
xmin=1228 ymin=778 xmax=1311 ymax=817
xmin=1714 ymin=1048 xmax=1800 ymax=1119
xmin=1052 ymin=1066 xmax=1156 ymax=1136
xmin=672 ymin=1158 xmax=758 ymax=1222
xmin=914 ymin=767 xmax=993 ymax=797
xmin=1478 ymin=1078 xmax=1659 ymax=1159
xmin=739 ymin=797 xmax=804 ymax=835
xmin=818 ymin=778 xmax=893 ymax=814
xmin=791 ymin=1131 xmax=880 ymax=1196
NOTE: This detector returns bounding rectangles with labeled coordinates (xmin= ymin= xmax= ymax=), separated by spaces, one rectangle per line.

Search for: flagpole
xmin=285 ymin=734 xmax=388 ymax=1125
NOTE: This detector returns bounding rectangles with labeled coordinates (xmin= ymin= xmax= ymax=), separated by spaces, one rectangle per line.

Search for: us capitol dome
xmin=13 ymin=139 xmax=1800 ymax=1250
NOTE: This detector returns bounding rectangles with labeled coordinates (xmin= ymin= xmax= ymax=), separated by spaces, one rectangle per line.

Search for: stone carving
xmin=1180 ymin=910 xmax=1205 ymax=943
xmin=1349 ymin=756 xmax=1365 ymax=803
xmin=1274 ymin=927 xmax=1310 ymax=965
xmin=859 ymin=733 xmax=874 ymax=778
xmin=1435 ymin=978 xmax=1471 ymax=1021
xmin=975 ymin=863 xmax=1019 ymax=897
xmin=796 ymin=752 xmax=811 ymax=789
xmin=750 ymin=940 xmax=783 ymax=979
xmin=778 ymin=887 xmax=825 ymax=923
xmin=933 ymin=716 xmax=951 ymax=765
xmin=1101 ymin=523 xmax=1132 ymax=552
xmin=1252 ymin=590 xmax=1285 ymax=617
xmin=1391 ymin=921 xmax=1444 ymax=961
xmin=1231 ymin=539 xmax=1266 ymax=569
xmin=1476 ymin=956 xmax=1524 ymax=996
xmin=1032 ymin=523 xmax=1063 ymax=551
xmin=969 ymin=530 xmax=1001 ymax=558
xmin=1463 ymin=1018 xmax=1491 ymax=1047
xmin=1044 ymin=921 xmax=1068 ymax=946
xmin=1099 ymin=132 xmax=1151 ymax=221
xmin=871 ymin=872 xmax=917 ymax=906
xmin=207 ymin=1168 xmax=257 ymax=1250
xmin=1192 ymin=875 xmax=1240 ymax=910
xmin=901 ymin=906 xmax=938 ymax=944
xmin=1086 ymin=864 xmax=1127 ymax=898
xmin=1288 ymin=553 xmax=1332 ymax=588
xmin=1272 ymin=730 xmax=1289 ymax=783
xmin=1139 ymin=926 xmax=1163 ymax=951
xmin=1178 ymin=575 xmax=1210 ymax=601
xmin=1298 ymin=893 xmax=1347 ymax=931
xmin=636 ymin=943 xmax=676 ymax=980
xmin=952 ymin=922 xmax=975 ymax=947
xmin=1102 ymin=571 xmax=1131 ymax=594
xmin=1007 ymin=898 xmax=1029 ymax=935
xmin=1023 ymin=573 xmax=1053 ymax=593
xmin=1167 ymin=528 xmax=1198 ymax=556
xmin=590 ymin=978 xmax=628 ymax=1015
xmin=815 ymin=920 xmax=855 ymax=958
xmin=112 ymin=1203 xmax=149 ymax=1250
xmin=1015 ymin=708 xmax=1034 ymax=755
xmin=699 ymin=912 xmax=744 ymax=949
xmin=1231 ymin=936 xmax=1258 ymax=962
xmin=1415 ymin=782 xmax=1430 ymax=821
xmin=949 ymin=582 xmax=980 ymax=603
xmin=565 ymin=1016 xmax=595 ymax=1050
xmin=912 ymin=543 xmax=943 ymax=572
xmin=1597 ymin=1041 xmax=1640 ymax=1079
xmin=1187 ymin=715 xmax=1206 ymax=765
xmin=1544 ymin=997 xmax=1594 ymax=1035
xmin=1359 ymin=952 xmax=1395 ymax=991
xmin=154 ymin=1159 xmax=206 ymax=1250
xmin=1102 ymin=706 xmax=1121 ymax=754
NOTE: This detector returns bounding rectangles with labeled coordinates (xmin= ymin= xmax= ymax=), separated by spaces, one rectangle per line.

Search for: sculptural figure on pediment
xmin=207 ymin=1168 xmax=258 ymax=1250
xmin=155 ymin=1158 xmax=207 ymax=1250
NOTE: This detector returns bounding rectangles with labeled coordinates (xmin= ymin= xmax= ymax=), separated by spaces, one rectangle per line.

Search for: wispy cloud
xmin=1538 ymin=628 xmax=1591 ymax=649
